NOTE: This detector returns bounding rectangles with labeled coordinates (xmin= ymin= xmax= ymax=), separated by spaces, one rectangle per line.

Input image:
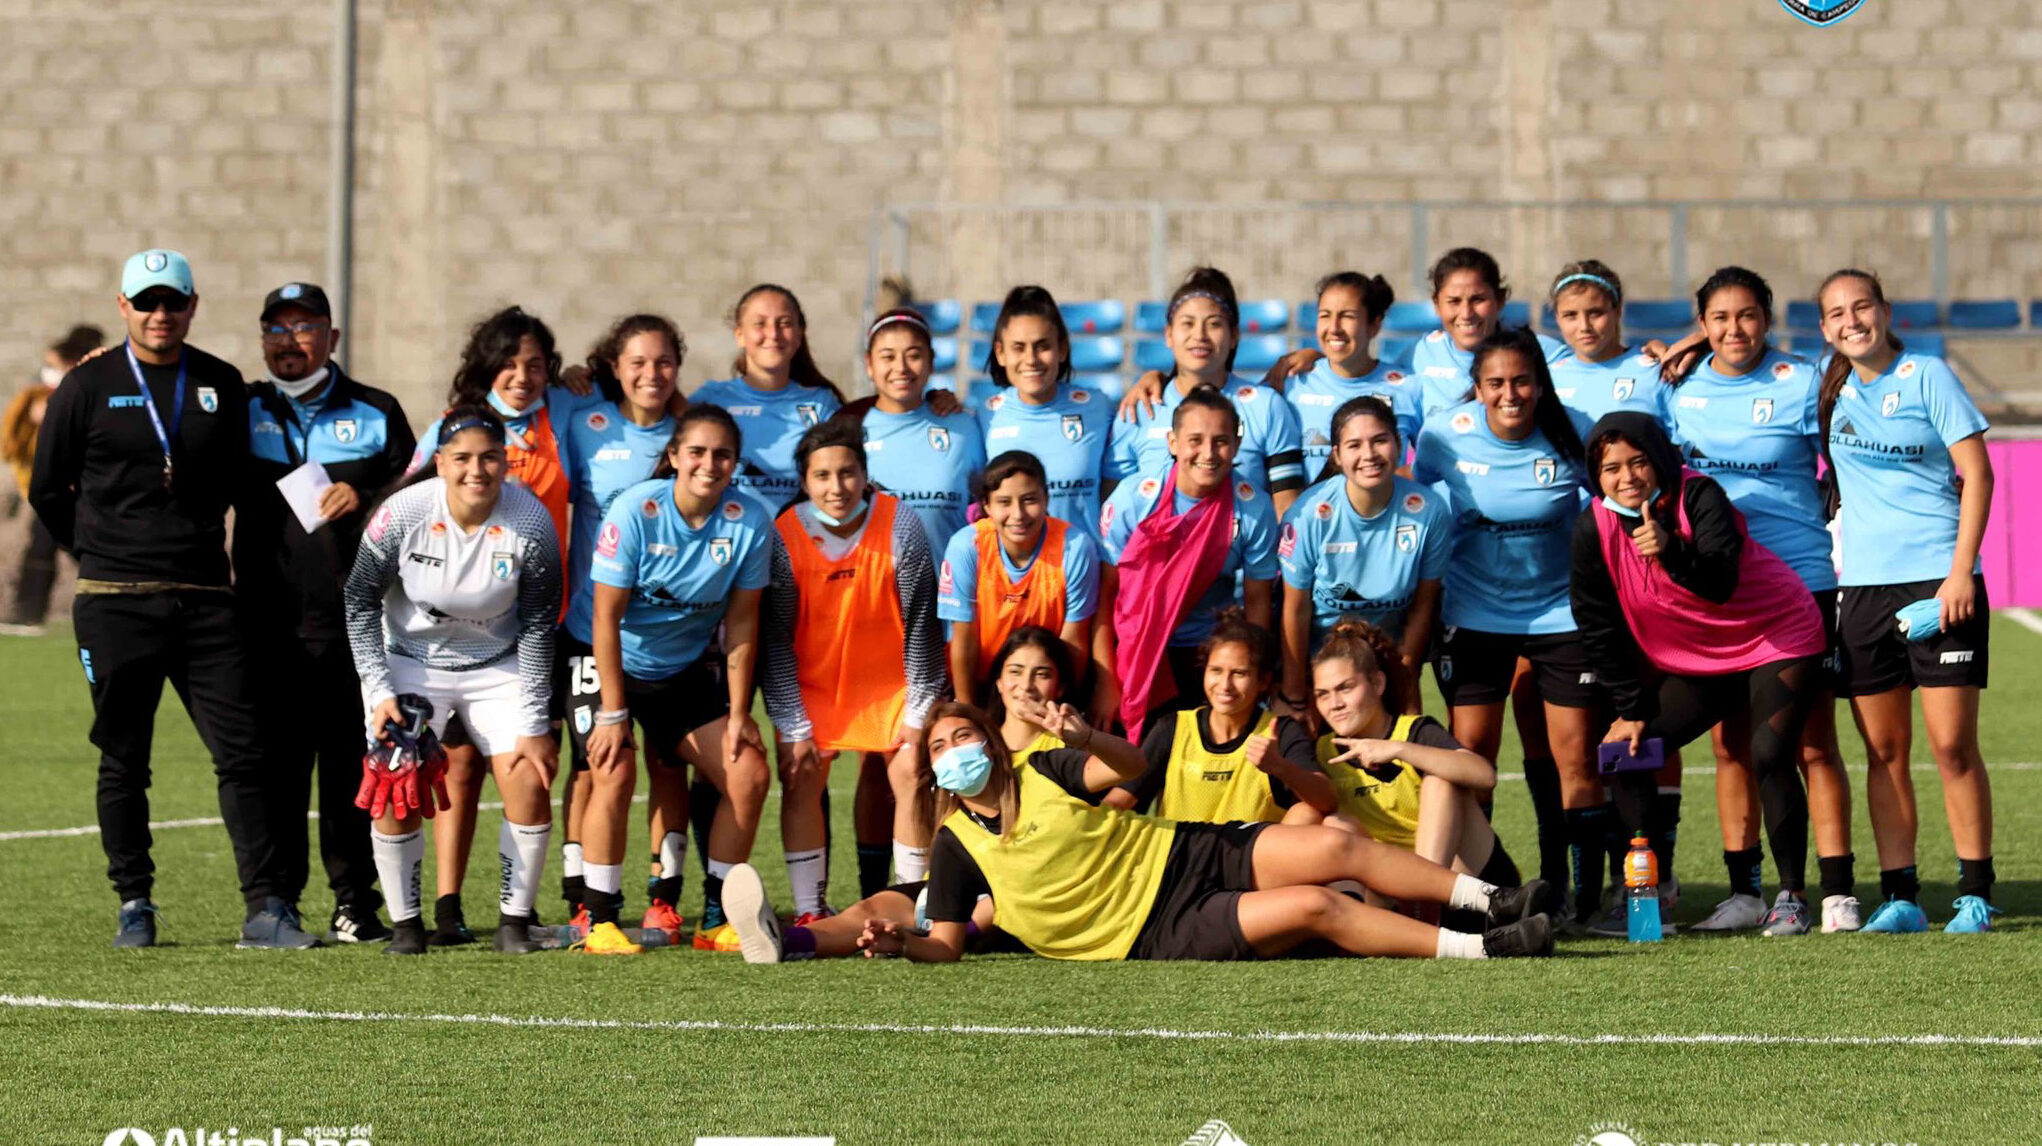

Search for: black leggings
xmin=1613 ymin=656 xmax=1819 ymax=893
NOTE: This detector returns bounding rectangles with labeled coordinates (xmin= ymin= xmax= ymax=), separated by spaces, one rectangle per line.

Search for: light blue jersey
xmin=936 ymin=522 xmax=1101 ymax=625
xmin=977 ymin=385 xmax=1115 ymax=543
xmin=1828 ymin=352 xmax=1989 ymax=587
xmin=1098 ymin=470 xmax=1280 ymax=647
xmin=1549 ymin=350 xmax=1674 ymax=427
xmin=588 ymin=480 xmax=772 ymax=680
xmin=1408 ymin=329 xmax=1571 ymax=420
xmin=1668 ymin=347 xmax=1833 ymax=592
xmin=1278 ymin=475 xmax=1452 ymax=642
xmin=1106 ymin=377 xmax=1306 ymax=494
xmin=1285 ymin=359 xmax=1424 ymax=480
xmin=558 ymin=403 xmax=673 ymax=645
xmin=690 ymin=377 xmax=841 ymax=512
xmin=1413 ymin=402 xmax=1591 ymax=635
xmin=862 ymin=404 xmax=985 ymax=554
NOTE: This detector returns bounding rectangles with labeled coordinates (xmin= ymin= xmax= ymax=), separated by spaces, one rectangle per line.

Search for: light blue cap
xmin=120 ymin=249 xmax=195 ymax=299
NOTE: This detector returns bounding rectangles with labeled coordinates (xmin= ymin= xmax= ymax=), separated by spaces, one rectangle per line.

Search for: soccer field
xmin=2 ymin=623 xmax=2039 ymax=1146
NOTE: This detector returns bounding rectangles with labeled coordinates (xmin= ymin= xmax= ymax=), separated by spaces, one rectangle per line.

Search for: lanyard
xmin=124 ymin=341 xmax=186 ymax=487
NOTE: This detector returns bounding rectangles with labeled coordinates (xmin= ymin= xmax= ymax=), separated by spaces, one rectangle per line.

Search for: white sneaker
xmin=1821 ymin=894 xmax=1863 ymax=933
xmin=721 ymin=863 xmax=785 ymax=964
xmin=1689 ymin=892 xmax=1766 ymax=932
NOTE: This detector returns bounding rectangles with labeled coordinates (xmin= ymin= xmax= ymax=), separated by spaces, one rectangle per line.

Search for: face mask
xmin=39 ymin=365 xmax=62 ymax=387
xmin=267 ymin=365 xmax=329 ymax=399
xmin=808 ymin=500 xmax=865 ymax=529
xmin=1600 ymin=495 xmax=1644 ymax=519
xmin=486 ymin=389 xmax=533 ymax=419
xmin=932 ymin=741 xmax=995 ymax=797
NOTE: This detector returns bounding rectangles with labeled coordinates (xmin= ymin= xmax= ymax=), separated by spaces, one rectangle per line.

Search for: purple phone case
xmin=1597 ymin=737 xmax=1666 ymax=775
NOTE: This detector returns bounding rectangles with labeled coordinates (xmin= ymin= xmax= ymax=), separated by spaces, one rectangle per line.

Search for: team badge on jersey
xmin=486 ymin=525 xmax=506 ymax=538
xmin=1882 ymin=390 xmax=1901 ymax=417
xmin=1897 ymin=360 xmax=1918 ymax=379
xmin=574 ymin=707 xmax=592 ymax=735
xmin=1771 ymin=362 xmax=1794 ymax=380
xmin=197 ymin=387 xmax=218 ymax=413
xmin=1613 ymin=378 xmax=1635 ymax=401
xmin=722 ymin=500 xmax=745 ymax=521
xmin=367 ymin=506 xmax=390 ymax=542
xmin=1137 ymin=478 xmax=1161 ymax=500
xmin=1236 ymin=481 xmax=1254 ymax=501
xmin=595 ymin=522 xmax=620 ymax=558
xmin=1450 ymin=411 xmax=1476 ymax=434
xmin=1061 ymin=414 xmax=1084 ymax=443
xmin=1776 ymin=0 xmax=1866 ymax=27
xmin=938 ymin=560 xmax=954 ymax=595
xmin=1235 ymin=387 xmax=1257 ymax=402
xmin=1426 ymin=330 xmax=1446 ymax=343
xmin=1278 ymin=522 xmax=1297 ymax=558
xmin=586 ymin=410 xmax=609 ymax=432
xmin=1099 ymin=503 xmax=1115 ymax=532
xmin=796 ymin=403 xmax=820 ymax=427
xmin=985 ymin=393 xmax=1005 ymax=412
xmin=642 ymin=498 xmax=660 ymax=518
xmin=1386 ymin=371 xmax=1404 ymax=382
xmin=1395 ymin=523 xmax=1417 ymax=553
xmin=1314 ymin=500 xmax=1332 ymax=521
xmin=1403 ymin=492 xmax=1426 ymax=513
xmin=928 ymin=425 xmax=951 ymax=452
xmin=1070 ymin=388 xmax=1091 ymax=404
xmin=1751 ymin=397 xmax=1776 ymax=424
xmin=334 ymin=418 xmax=359 ymax=443
xmin=490 ymin=552 xmax=516 ymax=581
xmin=1533 ymin=457 xmax=1558 ymax=486
xmin=709 ymin=537 xmax=733 ymax=566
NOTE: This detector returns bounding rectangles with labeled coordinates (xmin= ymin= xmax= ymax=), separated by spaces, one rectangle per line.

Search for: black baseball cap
xmin=260 ymin=282 xmax=332 ymax=322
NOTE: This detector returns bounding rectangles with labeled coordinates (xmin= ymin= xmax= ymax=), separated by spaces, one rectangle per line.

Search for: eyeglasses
xmin=128 ymin=293 xmax=193 ymax=314
xmin=261 ymin=321 xmax=330 ymax=341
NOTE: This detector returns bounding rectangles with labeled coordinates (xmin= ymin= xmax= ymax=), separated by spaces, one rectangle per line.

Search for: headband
xmin=439 ymin=415 xmax=505 ymax=444
xmin=1168 ymin=290 xmax=1237 ymax=322
xmin=867 ymin=311 xmax=931 ymax=342
xmin=1553 ymin=273 xmax=1621 ymax=302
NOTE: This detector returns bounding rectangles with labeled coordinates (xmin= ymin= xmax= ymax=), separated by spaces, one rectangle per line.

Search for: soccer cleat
xmin=1820 ymin=894 xmax=1862 ymax=933
xmin=1944 ymin=895 xmax=2001 ymax=934
xmin=572 ymin=920 xmax=645 ymax=956
xmin=1688 ymin=892 xmax=1766 ymax=933
xmin=1582 ymin=900 xmax=1630 ymax=939
xmin=385 ymin=918 xmax=428 ymax=956
xmin=429 ymin=899 xmax=477 ymax=947
xmin=790 ymin=906 xmax=835 ymax=928
xmin=1484 ymin=879 xmax=1562 ymax=929
xmin=723 ymin=863 xmax=786 ymax=964
xmin=114 ymin=898 xmax=159 ymax=949
xmin=640 ymin=899 xmax=685 ymax=947
xmin=327 ymin=902 xmax=392 ymax=944
xmin=493 ymin=920 xmax=543 ymax=955
xmin=238 ymin=897 xmax=321 ymax=950
xmin=693 ymin=923 xmax=743 ymax=952
xmin=1481 ymin=913 xmax=1554 ymax=958
xmin=1759 ymin=892 xmax=1812 ymax=936
xmin=1861 ymin=898 xmax=1929 ymax=934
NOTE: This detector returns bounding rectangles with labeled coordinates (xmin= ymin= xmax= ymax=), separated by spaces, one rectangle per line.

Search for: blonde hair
xmin=918 ymin=701 xmax=1023 ymax=843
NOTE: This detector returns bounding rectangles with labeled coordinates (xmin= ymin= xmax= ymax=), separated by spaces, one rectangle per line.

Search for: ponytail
xmin=1312 ymin=619 xmax=1420 ymax=717
xmin=1313 ymin=271 xmax=1396 ymax=323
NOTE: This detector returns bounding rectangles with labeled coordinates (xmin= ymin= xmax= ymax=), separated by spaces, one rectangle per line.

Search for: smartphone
xmin=1597 ymin=736 xmax=1666 ymax=776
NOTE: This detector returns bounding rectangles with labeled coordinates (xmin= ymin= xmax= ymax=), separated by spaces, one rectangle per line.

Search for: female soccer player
xmin=975 ymin=285 xmax=1116 ymax=543
xmin=1122 ymin=611 xmax=1336 ymax=822
xmin=1304 ymin=621 xmax=1519 ymax=886
xmin=1094 ymin=388 xmax=1280 ymax=738
xmin=1670 ymin=267 xmax=1854 ymax=935
xmin=344 ymin=406 xmax=561 ymax=955
xmin=938 ymin=450 xmax=1099 ymax=707
xmin=1817 ymin=269 xmax=1997 ymax=933
xmin=763 ymin=419 xmax=945 ymax=919
xmin=576 ymin=405 xmax=775 ymax=955
xmin=1409 ymin=249 xmax=1572 ymax=420
xmin=1571 ymin=413 xmax=1828 ymax=937
xmin=1107 ymin=267 xmax=1307 ymax=518
xmin=1545 ymin=261 xmax=1676 ymax=426
xmin=690 ymin=284 xmax=846 ymax=512
xmin=854 ymin=702 xmax=1557 ymax=962
xmin=1278 ymin=396 xmax=1450 ymax=722
xmin=1287 ymin=272 xmax=1422 ymax=471
xmin=840 ymin=308 xmax=985 ymax=553
xmin=1413 ymin=327 xmax=1606 ymax=924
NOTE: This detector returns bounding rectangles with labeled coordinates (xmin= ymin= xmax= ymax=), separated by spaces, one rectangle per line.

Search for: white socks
xmin=498 ymin=819 xmax=551 ymax=919
xmin=1435 ymin=929 xmax=1487 ymax=959
xmin=584 ymin=862 xmax=622 ymax=897
xmin=1449 ymin=874 xmax=1496 ymax=913
xmin=893 ymin=841 xmax=930 ymax=883
xmin=785 ymin=847 xmax=827 ymax=914
xmin=561 ymin=841 xmax=584 ymax=880
xmin=706 ymin=858 xmax=735 ymax=882
xmin=371 ymin=828 xmax=424 ymax=923
xmin=659 ymin=831 xmax=686 ymax=880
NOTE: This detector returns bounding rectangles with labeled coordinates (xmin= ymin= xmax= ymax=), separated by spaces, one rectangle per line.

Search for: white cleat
xmin=1821 ymin=894 xmax=1863 ymax=933
xmin=722 ymin=862 xmax=785 ymax=965
xmin=1688 ymin=892 xmax=1767 ymax=933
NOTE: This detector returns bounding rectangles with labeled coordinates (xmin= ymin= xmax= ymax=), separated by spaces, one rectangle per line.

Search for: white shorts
xmin=371 ymin=655 xmax=536 ymax=757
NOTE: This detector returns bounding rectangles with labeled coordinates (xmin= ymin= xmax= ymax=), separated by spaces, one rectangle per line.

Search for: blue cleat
xmin=238 ymin=897 xmax=321 ymax=949
xmin=114 ymin=898 xmax=160 ymax=948
xmin=1860 ymin=898 xmax=1929 ymax=934
xmin=1943 ymin=895 xmax=2001 ymax=934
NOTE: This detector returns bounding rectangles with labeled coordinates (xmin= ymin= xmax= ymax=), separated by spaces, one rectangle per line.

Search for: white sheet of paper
xmin=276 ymin=459 xmax=334 ymax=533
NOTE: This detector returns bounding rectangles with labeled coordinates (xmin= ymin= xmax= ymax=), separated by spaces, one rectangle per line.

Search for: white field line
xmin=0 ymin=795 xmax=646 ymax=842
xmin=2001 ymin=607 xmax=2042 ymax=638
xmin=2 ymin=993 xmax=2037 ymax=1049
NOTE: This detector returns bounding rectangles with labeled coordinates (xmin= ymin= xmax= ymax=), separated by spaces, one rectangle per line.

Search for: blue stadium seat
xmin=1134 ymin=301 xmax=1169 ymax=333
xmin=1296 ymin=301 xmax=1318 ymax=332
xmin=1624 ymin=299 xmax=1692 ymax=330
xmin=913 ymin=300 xmax=962 ymax=335
xmin=1062 ymin=300 xmax=1125 ymax=335
xmin=1905 ymin=331 xmax=1947 ymax=357
xmin=1538 ymin=303 xmax=1558 ymax=330
xmin=1074 ymin=373 xmax=1125 ymax=400
xmin=1889 ymin=300 xmax=1940 ymax=329
xmin=966 ymin=341 xmax=992 ymax=375
xmin=1068 ymin=336 xmax=1126 ymax=373
xmin=930 ymin=337 xmax=958 ymax=374
xmin=1134 ymin=339 xmax=1174 ymax=373
xmin=969 ymin=302 xmax=1003 ymax=334
xmin=2031 ymin=300 xmax=2042 ymax=329
xmin=1783 ymin=300 xmax=1822 ymax=332
xmin=1629 ymin=328 xmax=1691 ymax=349
xmin=1233 ymin=334 xmax=1289 ymax=374
xmin=1499 ymin=300 xmax=1531 ymax=328
xmin=1379 ymin=336 xmax=1421 ymax=364
xmin=1947 ymin=300 xmax=2020 ymax=330
xmin=1298 ymin=333 xmax=1319 ymax=351
xmin=1381 ymin=301 xmax=1438 ymax=334
xmin=1238 ymin=299 xmax=1290 ymax=334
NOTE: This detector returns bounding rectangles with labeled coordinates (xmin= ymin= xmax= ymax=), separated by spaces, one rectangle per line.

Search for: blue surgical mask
xmin=485 ymin=389 xmax=534 ymax=419
xmin=1600 ymin=495 xmax=1645 ymax=519
xmin=932 ymin=741 xmax=995 ymax=797
xmin=809 ymin=500 xmax=866 ymax=529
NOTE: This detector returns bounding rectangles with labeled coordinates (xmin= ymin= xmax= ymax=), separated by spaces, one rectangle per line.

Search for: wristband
xmin=594 ymin=708 xmax=631 ymax=727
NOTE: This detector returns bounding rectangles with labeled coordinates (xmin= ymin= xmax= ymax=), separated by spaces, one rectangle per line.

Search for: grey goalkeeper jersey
xmin=344 ymin=477 xmax=561 ymax=730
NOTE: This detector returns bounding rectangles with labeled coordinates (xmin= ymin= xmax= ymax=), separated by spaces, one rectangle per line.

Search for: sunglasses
xmin=129 ymin=292 xmax=193 ymax=314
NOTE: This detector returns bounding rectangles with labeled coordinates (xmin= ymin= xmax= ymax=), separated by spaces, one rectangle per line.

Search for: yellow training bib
xmin=1318 ymin=714 xmax=1426 ymax=851
xmin=1156 ymin=708 xmax=1286 ymax=825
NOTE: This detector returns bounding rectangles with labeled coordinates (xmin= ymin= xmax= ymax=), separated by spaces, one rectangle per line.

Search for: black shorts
xmin=1432 ymin=627 xmax=1601 ymax=709
xmin=1810 ymin=587 xmax=1841 ymax=687
xmin=559 ymin=635 xmax=730 ymax=772
xmin=1837 ymin=576 xmax=1990 ymax=696
xmin=1128 ymin=820 xmax=1270 ymax=961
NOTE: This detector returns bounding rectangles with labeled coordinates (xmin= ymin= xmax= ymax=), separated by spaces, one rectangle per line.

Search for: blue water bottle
xmin=1624 ymin=834 xmax=1662 ymax=943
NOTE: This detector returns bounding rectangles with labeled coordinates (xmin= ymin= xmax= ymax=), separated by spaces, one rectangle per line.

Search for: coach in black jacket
xmin=236 ymin=282 xmax=416 ymax=944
